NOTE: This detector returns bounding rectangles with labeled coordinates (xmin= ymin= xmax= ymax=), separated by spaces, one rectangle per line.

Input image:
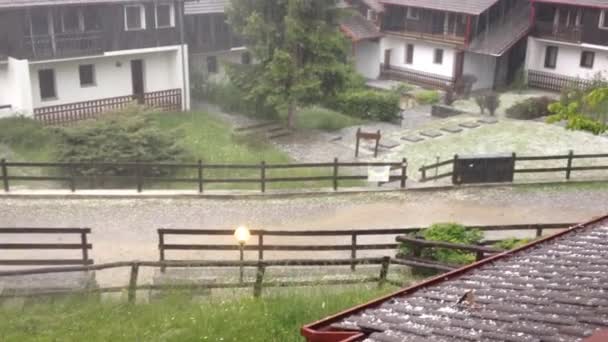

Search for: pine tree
xmin=227 ymin=0 xmax=352 ymax=128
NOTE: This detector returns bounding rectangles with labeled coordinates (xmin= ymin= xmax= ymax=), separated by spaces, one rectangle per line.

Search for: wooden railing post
xmin=253 ymin=262 xmax=266 ymax=298
xmin=400 ymin=158 xmax=407 ymax=188
xmin=258 ymin=232 xmax=264 ymax=261
xmin=421 ymin=165 xmax=426 ymax=182
xmin=159 ymin=231 xmax=166 ymax=273
xmin=80 ymin=231 xmax=89 ymax=265
xmin=452 ymin=154 xmax=460 ymax=185
xmin=128 ymin=262 xmax=140 ymax=303
xmin=198 ymin=159 xmax=203 ymax=193
xmin=355 ymin=128 xmax=361 ymax=157
xmin=260 ymin=161 xmax=266 ymax=193
xmin=333 ymin=158 xmax=339 ymax=191
xmin=1 ymin=159 xmax=8 ymax=192
xmin=378 ymin=256 xmax=390 ymax=288
xmin=535 ymin=225 xmax=543 ymax=238
xmin=350 ymin=233 xmax=357 ymax=271
xmin=566 ymin=150 xmax=573 ymax=180
xmin=135 ymin=161 xmax=143 ymax=193
xmin=475 ymin=250 xmax=484 ymax=261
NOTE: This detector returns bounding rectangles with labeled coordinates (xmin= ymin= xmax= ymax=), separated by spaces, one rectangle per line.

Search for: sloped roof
xmin=0 ymin=0 xmax=170 ymax=9
xmin=303 ymin=215 xmax=608 ymax=342
xmin=532 ymin=0 xmax=608 ymax=8
xmin=340 ymin=13 xmax=383 ymax=42
xmin=363 ymin=0 xmax=385 ymax=12
xmin=379 ymin=0 xmax=501 ymax=15
xmin=184 ymin=0 xmax=228 ymax=15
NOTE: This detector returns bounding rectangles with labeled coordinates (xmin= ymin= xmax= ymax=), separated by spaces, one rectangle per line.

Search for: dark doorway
xmin=130 ymin=59 xmax=144 ymax=104
xmin=383 ymin=49 xmax=391 ymax=69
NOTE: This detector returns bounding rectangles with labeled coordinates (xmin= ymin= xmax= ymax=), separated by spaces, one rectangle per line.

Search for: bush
xmin=484 ymin=93 xmax=500 ymax=116
xmin=399 ymin=223 xmax=483 ymax=265
xmin=505 ymin=96 xmax=553 ymax=120
xmin=415 ymin=90 xmax=440 ymax=105
xmin=330 ymin=89 xmax=400 ymax=122
xmin=494 ymin=238 xmax=530 ymax=250
xmin=206 ymin=81 xmax=279 ymax=120
xmin=0 ymin=117 xmax=57 ymax=150
xmin=567 ymin=114 xmax=607 ymax=135
xmin=474 ymin=95 xmax=486 ymax=114
xmin=56 ymin=107 xmax=191 ymax=178
xmin=294 ymin=106 xmax=363 ymax=131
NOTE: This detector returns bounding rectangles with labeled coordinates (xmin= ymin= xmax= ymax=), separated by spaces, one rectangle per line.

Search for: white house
xmin=525 ymin=0 xmax=608 ymax=91
xmin=342 ymin=0 xmax=533 ymax=92
xmin=0 ymin=0 xmax=189 ymax=122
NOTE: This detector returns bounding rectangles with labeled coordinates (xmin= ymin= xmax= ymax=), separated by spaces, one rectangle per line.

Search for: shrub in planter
xmin=331 ymin=89 xmax=400 ymax=122
xmin=506 ymin=97 xmax=553 ymax=120
xmin=415 ymin=90 xmax=440 ymax=105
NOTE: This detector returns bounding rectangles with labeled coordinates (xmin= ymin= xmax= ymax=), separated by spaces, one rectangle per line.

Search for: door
xmin=130 ymin=59 xmax=144 ymax=104
xmin=383 ymin=49 xmax=391 ymax=70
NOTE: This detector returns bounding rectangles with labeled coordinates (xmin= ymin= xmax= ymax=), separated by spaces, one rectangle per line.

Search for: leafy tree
xmin=227 ymin=0 xmax=353 ymax=128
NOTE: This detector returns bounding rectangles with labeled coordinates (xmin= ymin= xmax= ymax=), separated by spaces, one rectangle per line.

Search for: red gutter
xmin=301 ymin=214 xmax=608 ymax=342
xmin=530 ymin=0 xmax=608 ymax=9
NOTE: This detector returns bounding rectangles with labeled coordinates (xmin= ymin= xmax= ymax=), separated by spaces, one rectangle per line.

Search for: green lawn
xmin=284 ymin=106 xmax=365 ymax=131
xmin=0 ymin=285 xmax=397 ymax=342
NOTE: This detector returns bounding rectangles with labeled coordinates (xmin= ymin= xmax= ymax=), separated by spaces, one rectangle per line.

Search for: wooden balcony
xmin=535 ymin=21 xmax=582 ymax=43
xmin=383 ymin=19 xmax=465 ymax=45
xmin=23 ymin=31 xmax=103 ymax=61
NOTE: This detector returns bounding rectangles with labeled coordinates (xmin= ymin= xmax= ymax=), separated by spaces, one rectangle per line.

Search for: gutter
xmin=301 ymin=214 xmax=608 ymax=342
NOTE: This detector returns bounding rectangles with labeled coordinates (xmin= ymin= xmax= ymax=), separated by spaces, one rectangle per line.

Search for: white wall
xmin=526 ymin=37 xmax=608 ymax=79
xmin=29 ymin=46 xmax=187 ymax=109
xmin=353 ymin=40 xmax=381 ymax=79
xmin=463 ymin=52 xmax=497 ymax=91
xmin=0 ymin=58 xmax=33 ymax=116
xmin=380 ymin=35 xmax=456 ymax=78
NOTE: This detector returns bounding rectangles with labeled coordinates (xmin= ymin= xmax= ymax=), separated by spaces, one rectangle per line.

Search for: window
xmin=61 ymin=7 xmax=82 ymax=32
xmin=83 ymin=7 xmax=102 ymax=31
xmin=434 ymin=49 xmax=444 ymax=64
xmin=155 ymin=3 xmax=174 ymax=28
xmin=407 ymin=7 xmax=419 ymax=20
xmin=580 ymin=51 xmax=595 ymax=69
xmin=544 ymin=45 xmax=558 ymax=69
xmin=30 ymin=9 xmax=49 ymax=35
xmin=79 ymin=64 xmax=95 ymax=87
xmin=366 ymin=9 xmax=377 ymax=21
xmin=125 ymin=5 xmax=145 ymax=30
xmin=405 ymin=44 xmax=414 ymax=64
xmin=241 ymin=51 xmax=251 ymax=65
xmin=600 ymin=10 xmax=608 ymax=30
xmin=207 ymin=56 xmax=218 ymax=73
xmin=38 ymin=69 xmax=56 ymax=100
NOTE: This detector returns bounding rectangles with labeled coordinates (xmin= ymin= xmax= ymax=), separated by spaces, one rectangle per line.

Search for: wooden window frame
xmin=405 ymin=44 xmax=414 ymax=64
xmin=155 ymin=3 xmax=175 ymax=29
xmin=580 ymin=51 xmax=595 ymax=69
xmin=124 ymin=4 xmax=146 ymax=31
xmin=407 ymin=7 xmax=419 ymax=20
xmin=38 ymin=69 xmax=57 ymax=101
xmin=61 ymin=7 xmax=84 ymax=33
xmin=544 ymin=45 xmax=558 ymax=69
xmin=600 ymin=10 xmax=608 ymax=30
xmin=79 ymin=64 xmax=96 ymax=87
xmin=433 ymin=49 xmax=444 ymax=65
xmin=207 ymin=55 xmax=218 ymax=73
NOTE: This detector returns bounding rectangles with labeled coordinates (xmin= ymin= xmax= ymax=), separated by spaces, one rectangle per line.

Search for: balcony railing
xmin=535 ymin=21 xmax=582 ymax=43
xmin=382 ymin=19 xmax=465 ymax=44
xmin=23 ymin=31 xmax=103 ymax=60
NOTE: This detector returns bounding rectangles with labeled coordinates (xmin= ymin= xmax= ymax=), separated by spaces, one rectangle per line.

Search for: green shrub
xmin=294 ymin=106 xmax=363 ymax=131
xmin=475 ymin=95 xmax=486 ymax=114
xmin=0 ymin=117 xmax=57 ymax=150
xmin=399 ymin=223 xmax=483 ymax=265
xmin=494 ymin=238 xmax=530 ymax=250
xmin=415 ymin=90 xmax=440 ymax=105
xmin=547 ymin=101 xmax=607 ymax=134
xmin=330 ymin=89 xmax=400 ymax=122
xmin=505 ymin=96 xmax=553 ymax=120
xmin=392 ymin=83 xmax=415 ymax=95
xmin=567 ymin=114 xmax=607 ymax=134
xmin=207 ymin=81 xmax=278 ymax=120
xmin=484 ymin=92 xmax=500 ymax=116
xmin=56 ymin=107 xmax=191 ymax=178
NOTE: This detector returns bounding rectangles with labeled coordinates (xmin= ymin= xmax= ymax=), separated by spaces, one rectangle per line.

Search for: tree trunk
xmin=287 ymin=102 xmax=296 ymax=130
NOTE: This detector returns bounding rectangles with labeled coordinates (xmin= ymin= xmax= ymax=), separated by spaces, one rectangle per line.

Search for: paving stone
xmin=380 ymin=139 xmax=401 ymax=149
xmin=420 ymin=130 xmax=442 ymax=138
xmin=459 ymin=122 xmax=481 ymax=129
xmin=478 ymin=117 xmax=499 ymax=124
xmin=401 ymin=135 xmax=424 ymax=143
xmin=440 ymin=126 xmax=463 ymax=133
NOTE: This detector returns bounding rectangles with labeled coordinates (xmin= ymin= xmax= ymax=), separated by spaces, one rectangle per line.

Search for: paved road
xmin=1 ymin=184 xmax=607 ymax=286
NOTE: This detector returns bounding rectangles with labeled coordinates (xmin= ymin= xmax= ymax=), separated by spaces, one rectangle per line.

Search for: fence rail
xmin=0 ymin=159 xmax=407 ymax=193
xmin=380 ymin=64 xmax=454 ymax=90
xmin=33 ymin=89 xmax=182 ymax=125
xmin=419 ymin=151 xmax=608 ymax=183
xmin=527 ymin=70 xmax=598 ymax=92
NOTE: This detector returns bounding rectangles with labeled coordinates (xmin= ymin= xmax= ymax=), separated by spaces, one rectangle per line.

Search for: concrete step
xmin=268 ymin=129 xmax=293 ymax=139
xmin=234 ymin=121 xmax=278 ymax=132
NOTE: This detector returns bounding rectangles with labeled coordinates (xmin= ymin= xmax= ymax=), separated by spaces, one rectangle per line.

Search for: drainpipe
xmin=178 ymin=0 xmax=188 ymax=111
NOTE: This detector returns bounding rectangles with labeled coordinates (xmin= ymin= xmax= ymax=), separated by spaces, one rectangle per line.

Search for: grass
xmin=0 ymin=117 xmax=59 ymax=161
xmin=282 ymin=106 xmax=364 ymax=131
xmin=0 ymin=285 xmax=397 ymax=342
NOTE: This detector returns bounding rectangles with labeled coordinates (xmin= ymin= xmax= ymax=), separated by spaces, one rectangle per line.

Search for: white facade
xmin=353 ymin=40 xmax=381 ymax=79
xmin=380 ymin=35 xmax=457 ymax=78
xmin=463 ymin=52 xmax=497 ymax=91
xmin=0 ymin=45 xmax=189 ymax=117
xmin=525 ymin=36 xmax=608 ymax=80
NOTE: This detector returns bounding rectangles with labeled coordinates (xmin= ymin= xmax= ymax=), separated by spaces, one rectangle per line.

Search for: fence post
xmin=421 ymin=165 xmax=426 ymax=182
xmin=333 ymin=158 xmax=339 ymax=191
xmin=159 ymin=231 xmax=166 ymax=273
xmin=475 ymin=251 xmax=484 ymax=261
xmin=350 ymin=233 xmax=357 ymax=271
xmin=566 ymin=150 xmax=573 ymax=180
xmin=355 ymin=128 xmax=361 ymax=157
xmin=535 ymin=225 xmax=543 ymax=238
xmin=378 ymin=256 xmax=390 ymax=288
xmin=1 ymin=159 xmax=8 ymax=192
xmin=260 ymin=161 xmax=266 ymax=193
xmin=128 ymin=262 xmax=140 ymax=303
xmin=69 ymin=164 xmax=76 ymax=193
xmin=135 ymin=161 xmax=143 ymax=193
xmin=452 ymin=154 xmax=460 ymax=185
xmin=400 ymin=158 xmax=407 ymax=188
xmin=253 ymin=262 xmax=266 ymax=298
xmin=198 ymin=159 xmax=203 ymax=193
xmin=258 ymin=232 xmax=264 ymax=261
xmin=80 ymin=231 xmax=89 ymax=264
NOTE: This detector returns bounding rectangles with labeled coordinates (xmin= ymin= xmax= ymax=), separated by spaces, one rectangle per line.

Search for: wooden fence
xmin=527 ymin=70 xmax=598 ymax=92
xmin=33 ymin=89 xmax=182 ymax=125
xmin=419 ymin=151 xmax=608 ymax=183
xmin=0 ymin=159 xmax=408 ymax=193
xmin=380 ymin=63 xmax=454 ymax=90
xmin=158 ymin=223 xmax=574 ymax=272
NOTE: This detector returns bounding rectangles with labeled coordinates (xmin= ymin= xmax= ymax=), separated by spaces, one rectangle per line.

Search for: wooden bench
xmin=0 ymin=228 xmax=96 ymax=297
